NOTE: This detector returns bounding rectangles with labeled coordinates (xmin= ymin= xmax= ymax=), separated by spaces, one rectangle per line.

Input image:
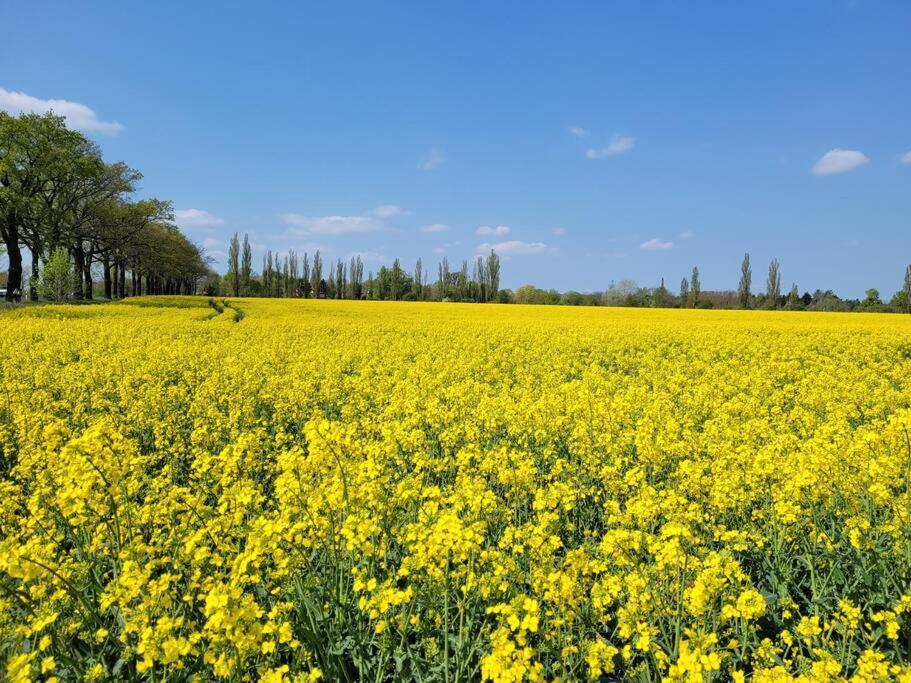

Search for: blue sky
xmin=2 ymin=1 xmax=909 ymax=297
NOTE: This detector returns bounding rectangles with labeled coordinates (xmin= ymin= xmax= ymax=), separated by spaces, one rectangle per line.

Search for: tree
xmin=902 ymin=265 xmax=911 ymax=313
xmin=301 ymin=252 xmax=311 ymax=297
xmin=860 ymin=288 xmax=882 ymax=311
xmin=438 ymin=257 xmax=450 ymax=301
xmin=603 ymin=280 xmax=639 ymax=307
xmin=347 ymin=255 xmax=363 ymax=299
xmin=785 ymin=284 xmax=802 ymax=310
xmin=227 ymin=233 xmax=240 ymax=297
xmin=738 ymin=253 xmax=752 ymax=309
xmin=34 ymin=246 xmax=77 ymax=302
xmin=334 ymin=258 xmax=346 ymax=299
xmin=311 ymin=250 xmax=322 ymax=297
xmin=486 ymin=249 xmax=500 ymax=300
xmin=653 ymin=277 xmax=674 ymax=308
xmin=689 ymin=267 xmax=700 ymax=308
xmin=679 ymin=278 xmax=689 ymax=307
xmin=413 ymin=258 xmax=423 ymax=300
xmin=240 ymin=234 xmax=252 ymax=295
xmin=1 ymin=112 xmax=87 ymax=301
xmin=766 ymin=258 xmax=781 ymax=309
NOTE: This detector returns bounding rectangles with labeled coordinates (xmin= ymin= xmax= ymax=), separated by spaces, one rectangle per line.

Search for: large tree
xmin=689 ymin=267 xmax=700 ymax=308
xmin=486 ymin=249 xmax=500 ymax=300
xmin=227 ymin=233 xmax=240 ymax=297
xmin=738 ymin=253 xmax=752 ymax=309
xmin=766 ymin=258 xmax=781 ymax=309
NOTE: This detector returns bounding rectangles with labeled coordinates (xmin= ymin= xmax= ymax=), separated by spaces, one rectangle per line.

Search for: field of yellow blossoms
xmin=2 ymin=297 xmax=911 ymax=682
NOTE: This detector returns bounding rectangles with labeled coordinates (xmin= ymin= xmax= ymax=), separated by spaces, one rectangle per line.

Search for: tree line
xmin=508 ymin=255 xmax=911 ymax=313
xmin=206 ymin=232 xmax=504 ymax=303
xmin=0 ymin=112 xmax=209 ymax=302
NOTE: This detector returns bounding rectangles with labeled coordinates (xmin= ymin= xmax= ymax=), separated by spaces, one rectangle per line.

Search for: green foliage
xmin=33 ymin=247 xmax=78 ymax=302
xmin=688 ymin=267 xmax=700 ymax=308
xmin=738 ymin=253 xmax=752 ymax=308
xmin=766 ymin=258 xmax=781 ymax=309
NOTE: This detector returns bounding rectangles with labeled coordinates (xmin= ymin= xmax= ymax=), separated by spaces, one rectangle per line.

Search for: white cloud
xmin=0 ymin=87 xmax=124 ymax=135
xmin=568 ymin=125 xmax=589 ymax=138
xmin=420 ymin=223 xmax=449 ymax=233
xmin=369 ymin=204 xmax=409 ymax=218
xmin=282 ymin=213 xmax=381 ymax=235
xmin=811 ymin=149 xmax=869 ymax=176
xmin=586 ymin=135 xmax=636 ymax=159
xmin=478 ymin=240 xmax=549 ymax=255
xmin=552 ymin=227 xmax=566 ymax=236
xmin=174 ymin=208 xmax=224 ymax=227
xmin=679 ymin=230 xmax=694 ymax=239
xmin=476 ymin=225 xmax=511 ymax=236
xmin=202 ymin=237 xmax=223 ymax=249
xmin=433 ymin=246 xmax=447 ymax=255
xmin=418 ymin=148 xmax=445 ymax=171
xmin=900 ymin=150 xmax=911 ymax=165
xmin=640 ymin=238 xmax=674 ymax=250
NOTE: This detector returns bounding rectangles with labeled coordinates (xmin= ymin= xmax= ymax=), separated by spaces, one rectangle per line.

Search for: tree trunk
xmin=118 ymin=264 xmax=126 ymax=298
xmin=29 ymin=246 xmax=40 ymax=301
xmin=103 ymin=255 xmax=113 ymax=299
xmin=72 ymin=248 xmax=85 ymax=300
xmin=83 ymin=255 xmax=93 ymax=300
xmin=2 ymin=223 xmax=23 ymax=302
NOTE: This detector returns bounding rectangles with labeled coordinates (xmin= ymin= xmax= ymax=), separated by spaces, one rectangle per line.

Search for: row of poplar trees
xmin=223 ymin=232 xmax=502 ymax=302
xmin=0 ymin=112 xmax=208 ymax=302
xmin=737 ymin=253 xmax=911 ymax=311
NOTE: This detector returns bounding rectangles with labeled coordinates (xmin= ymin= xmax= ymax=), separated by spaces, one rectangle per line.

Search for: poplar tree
xmin=679 ymin=278 xmax=689 ymax=308
xmin=438 ymin=257 xmax=450 ymax=301
xmin=288 ymin=250 xmax=298 ymax=296
xmin=414 ymin=258 xmax=423 ymax=300
xmin=301 ymin=252 xmax=311 ymax=297
xmin=689 ymin=267 xmax=700 ymax=308
xmin=766 ymin=258 xmax=781 ymax=309
xmin=473 ymin=255 xmax=486 ymax=302
xmin=738 ymin=253 xmax=751 ymax=309
xmin=311 ymin=250 xmax=322 ymax=297
xmin=486 ymin=249 xmax=500 ymax=300
xmin=902 ymin=264 xmax=911 ymax=313
xmin=227 ymin=233 xmax=240 ymax=297
xmin=335 ymin=258 xmax=346 ymax=299
xmin=240 ymin=234 xmax=252 ymax=295
xmin=458 ymin=260 xmax=469 ymax=301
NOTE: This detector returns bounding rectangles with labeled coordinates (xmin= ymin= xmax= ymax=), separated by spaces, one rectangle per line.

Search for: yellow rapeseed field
xmin=2 ymin=297 xmax=911 ymax=682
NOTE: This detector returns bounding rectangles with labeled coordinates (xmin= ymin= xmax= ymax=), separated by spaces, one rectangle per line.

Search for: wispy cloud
xmin=0 ymin=87 xmax=124 ymax=135
xmin=476 ymin=225 xmax=511 ymax=236
xmin=900 ymin=150 xmax=911 ymax=165
xmin=477 ymin=240 xmax=550 ymax=255
xmin=552 ymin=227 xmax=566 ymax=236
xmin=640 ymin=238 xmax=673 ymax=250
xmin=282 ymin=214 xmax=381 ymax=235
xmin=418 ymin=148 xmax=446 ymax=171
xmin=420 ymin=223 xmax=449 ymax=233
xmin=369 ymin=204 xmax=409 ymax=218
xmin=679 ymin=230 xmax=694 ymax=239
xmin=175 ymin=208 xmax=224 ymax=227
xmin=568 ymin=125 xmax=589 ymax=138
xmin=282 ymin=204 xmax=408 ymax=236
xmin=586 ymin=135 xmax=635 ymax=159
xmin=811 ymin=149 xmax=869 ymax=176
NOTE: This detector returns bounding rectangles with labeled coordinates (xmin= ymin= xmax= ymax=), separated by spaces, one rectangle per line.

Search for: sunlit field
xmin=2 ymin=298 xmax=911 ymax=682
